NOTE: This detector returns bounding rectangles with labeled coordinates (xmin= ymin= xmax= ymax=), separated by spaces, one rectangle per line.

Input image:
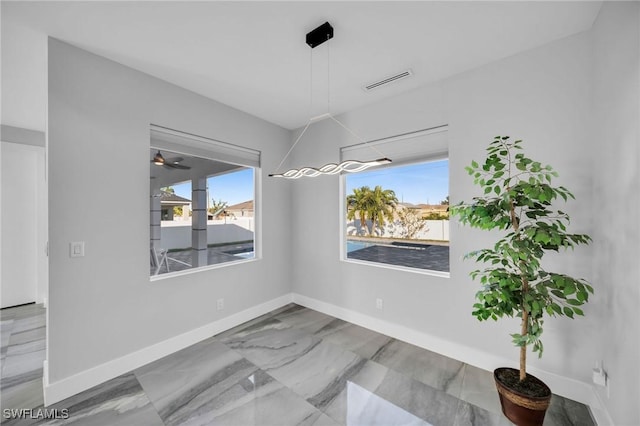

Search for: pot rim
xmin=494 ymin=367 xmax=552 ymax=400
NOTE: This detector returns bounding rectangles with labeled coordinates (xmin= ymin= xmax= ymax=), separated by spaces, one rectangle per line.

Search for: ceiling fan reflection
xmin=151 ymin=150 xmax=191 ymax=170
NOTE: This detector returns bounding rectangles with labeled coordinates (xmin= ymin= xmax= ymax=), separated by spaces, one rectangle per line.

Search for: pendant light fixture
xmin=269 ymin=22 xmax=391 ymax=179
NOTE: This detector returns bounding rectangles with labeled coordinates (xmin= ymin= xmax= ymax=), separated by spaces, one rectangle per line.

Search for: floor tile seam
xmin=9 ymin=313 xmax=45 ymax=322
xmin=363 ymin=355 xmax=469 ymax=409
xmin=5 ymin=341 xmax=46 ymax=355
xmin=457 ymin=363 xmax=504 ymax=417
xmin=142 ymin=339 xmax=326 ymax=426
xmin=7 ymin=325 xmax=45 ymax=337
xmin=280 ymin=315 xmax=471 ymax=410
xmin=230 ymin=309 xmax=490 ymax=422
xmin=0 ymin=369 xmax=45 ymax=391
xmin=247 ymin=362 xmax=333 ymax=425
xmin=131 ymin=369 xmax=169 ymax=426
xmin=446 ymin=362 xmax=468 ymax=400
xmin=131 ymin=315 xmax=291 ymax=419
xmin=216 ymin=333 xmax=348 ymax=425
xmin=1 ymin=353 xmax=45 ymax=373
xmin=1 ymin=347 xmax=46 ymax=362
xmin=215 ymin=316 xmax=290 ymax=342
xmin=451 ymin=398 xmax=465 ymax=426
xmin=314 ymin=330 xmax=470 ymax=404
xmin=455 ymin=388 xmax=508 ymax=425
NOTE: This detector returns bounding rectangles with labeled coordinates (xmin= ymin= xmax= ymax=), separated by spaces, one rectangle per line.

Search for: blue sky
xmin=170 ymin=159 xmax=448 ymax=207
xmin=171 ymin=168 xmax=254 ymax=207
xmin=345 ymin=159 xmax=449 ymax=205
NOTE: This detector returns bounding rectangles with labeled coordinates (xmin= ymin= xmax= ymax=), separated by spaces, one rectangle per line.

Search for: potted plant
xmin=450 ymin=136 xmax=593 ymax=426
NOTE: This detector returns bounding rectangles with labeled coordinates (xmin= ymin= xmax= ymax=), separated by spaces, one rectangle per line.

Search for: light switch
xmin=70 ymin=242 xmax=85 ymax=257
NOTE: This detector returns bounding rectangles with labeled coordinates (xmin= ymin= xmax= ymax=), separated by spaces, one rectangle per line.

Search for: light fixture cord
xmin=327 ymin=33 xmax=331 ymax=115
xmin=273 ymin=44 xmax=314 ymax=173
xmin=329 ymin=115 xmax=386 ymax=158
xmin=326 ymin=32 xmax=385 ymax=159
xmin=272 ymin=27 xmax=387 ymax=175
xmin=274 ymin=120 xmax=312 ymax=172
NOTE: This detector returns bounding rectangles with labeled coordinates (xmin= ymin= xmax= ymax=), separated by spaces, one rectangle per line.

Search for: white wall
xmin=0 ymin=127 xmax=48 ymax=308
xmin=346 ymin=219 xmax=449 ymax=242
xmin=1 ymin=142 xmax=41 ymax=307
xmin=42 ymin=6 xmax=640 ymax=421
xmin=159 ymin=219 xmax=254 ymax=250
xmin=591 ymin=2 xmax=640 ymax=425
xmin=292 ymin=31 xmax=598 ymax=398
xmin=47 ymin=39 xmax=292 ymax=389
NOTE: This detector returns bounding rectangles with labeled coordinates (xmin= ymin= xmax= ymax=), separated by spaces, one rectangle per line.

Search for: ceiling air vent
xmin=363 ymin=69 xmax=413 ymax=92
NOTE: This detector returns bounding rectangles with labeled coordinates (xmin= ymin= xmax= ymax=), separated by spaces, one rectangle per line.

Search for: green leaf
xmin=563 ymin=284 xmax=576 ymax=296
xmin=471 ymin=160 xmax=479 ymax=169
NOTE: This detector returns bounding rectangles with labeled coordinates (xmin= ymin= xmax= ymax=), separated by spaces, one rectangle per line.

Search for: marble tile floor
xmin=1 ymin=303 xmax=47 ymax=419
xmin=0 ymin=303 xmax=595 ymax=426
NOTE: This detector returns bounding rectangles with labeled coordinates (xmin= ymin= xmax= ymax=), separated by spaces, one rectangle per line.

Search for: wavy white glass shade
xmin=269 ymin=158 xmax=391 ymax=179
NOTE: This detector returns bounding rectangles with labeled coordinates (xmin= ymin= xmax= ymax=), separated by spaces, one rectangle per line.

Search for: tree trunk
xmin=360 ymin=212 xmax=367 ymax=236
xmin=508 ymin=186 xmax=528 ymax=383
xmin=519 ymin=277 xmax=529 ymax=382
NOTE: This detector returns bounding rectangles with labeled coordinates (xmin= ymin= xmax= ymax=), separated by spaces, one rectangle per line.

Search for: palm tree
xmin=367 ymin=185 xmax=398 ymax=236
xmin=346 ymin=186 xmax=398 ymax=236
xmin=347 ymin=186 xmax=371 ymax=235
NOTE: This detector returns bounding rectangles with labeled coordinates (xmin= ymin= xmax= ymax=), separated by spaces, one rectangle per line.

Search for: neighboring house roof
xmin=160 ymin=191 xmax=191 ymax=206
xmin=226 ymin=200 xmax=253 ymax=210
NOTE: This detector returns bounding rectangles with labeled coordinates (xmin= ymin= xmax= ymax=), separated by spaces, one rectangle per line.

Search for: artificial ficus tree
xmin=450 ymin=136 xmax=593 ymax=382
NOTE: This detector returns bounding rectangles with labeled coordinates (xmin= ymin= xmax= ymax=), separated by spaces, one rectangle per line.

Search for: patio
xmin=151 ymin=242 xmax=254 ymax=276
xmin=347 ymin=240 xmax=450 ymax=272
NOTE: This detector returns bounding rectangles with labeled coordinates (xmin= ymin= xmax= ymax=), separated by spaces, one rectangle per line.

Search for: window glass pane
xmin=150 ymin=145 xmax=256 ymax=277
xmin=344 ymin=159 xmax=449 ymax=272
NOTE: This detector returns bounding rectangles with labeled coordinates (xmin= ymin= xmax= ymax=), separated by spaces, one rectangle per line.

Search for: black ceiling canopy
xmin=306 ymin=22 xmax=334 ymax=48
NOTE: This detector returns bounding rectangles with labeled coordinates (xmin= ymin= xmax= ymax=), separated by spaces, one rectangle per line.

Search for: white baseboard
xmin=590 ymin=389 xmax=615 ymax=426
xmin=43 ymin=292 xmax=613 ymax=425
xmin=43 ymin=293 xmax=293 ymax=406
xmin=291 ymin=293 xmax=612 ymax=425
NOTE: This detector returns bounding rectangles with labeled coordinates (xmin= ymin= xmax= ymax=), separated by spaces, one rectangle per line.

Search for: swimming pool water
xmin=346 ymin=241 xmax=375 ymax=253
xmin=235 ymin=251 xmax=255 ymax=259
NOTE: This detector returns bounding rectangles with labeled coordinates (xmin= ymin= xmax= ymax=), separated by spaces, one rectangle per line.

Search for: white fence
xmin=346 ymin=219 xmax=449 ymax=241
xmin=160 ymin=218 xmax=254 ymax=250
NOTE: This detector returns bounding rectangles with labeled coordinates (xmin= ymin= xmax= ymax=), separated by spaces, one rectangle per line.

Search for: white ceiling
xmin=2 ymin=1 xmax=602 ymax=132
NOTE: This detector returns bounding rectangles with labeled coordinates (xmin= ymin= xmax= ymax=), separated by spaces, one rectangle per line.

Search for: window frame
xmin=149 ymin=125 xmax=261 ymax=282
xmin=339 ymin=127 xmax=450 ymax=278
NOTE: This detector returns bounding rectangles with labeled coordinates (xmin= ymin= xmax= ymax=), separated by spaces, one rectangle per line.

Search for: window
xmin=150 ymin=126 xmax=259 ymax=277
xmin=341 ymin=126 xmax=449 ymax=274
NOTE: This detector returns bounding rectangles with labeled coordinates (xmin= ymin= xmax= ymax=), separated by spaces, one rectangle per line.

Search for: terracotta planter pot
xmin=494 ymin=367 xmax=552 ymax=426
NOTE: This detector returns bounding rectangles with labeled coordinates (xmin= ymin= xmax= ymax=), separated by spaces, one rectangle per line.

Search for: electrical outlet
xmin=376 ymin=298 xmax=383 ymax=310
xmin=592 ymin=360 xmax=607 ymax=387
xmin=216 ymin=298 xmax=224 ymax=311
xmin=592 ymin=367 xmax=607 ymax=386
xmin=70 ymin=241 xmax=85 ymax=257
